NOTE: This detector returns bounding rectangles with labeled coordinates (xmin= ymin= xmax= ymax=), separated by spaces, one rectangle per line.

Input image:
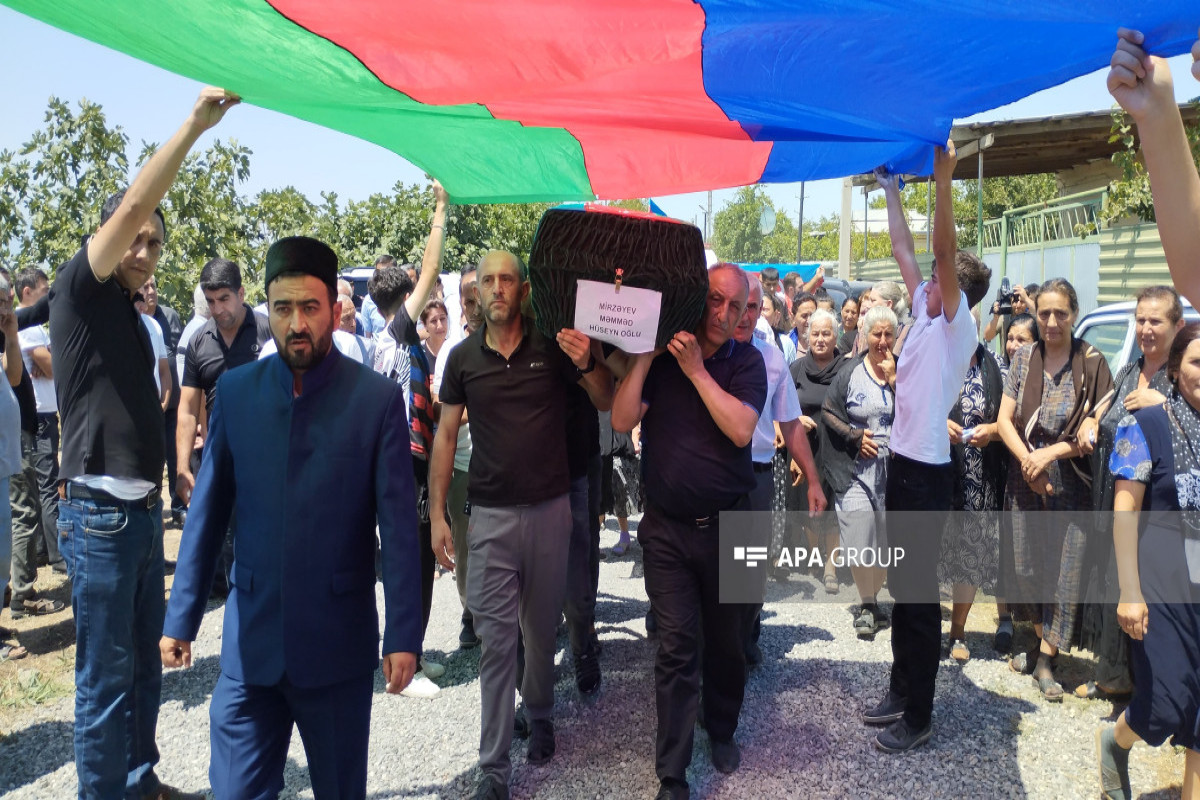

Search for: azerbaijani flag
xmin=3 ymin=1 xmax=1197 ymax=203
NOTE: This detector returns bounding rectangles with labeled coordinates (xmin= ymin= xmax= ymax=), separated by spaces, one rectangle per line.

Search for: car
xmin=1075 ymin=298 xmax=1200 ymax=375
xmin=339 ymin=267 xmax=374 ymax=309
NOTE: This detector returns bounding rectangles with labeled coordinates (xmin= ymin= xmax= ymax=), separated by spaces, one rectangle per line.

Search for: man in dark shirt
xmin=176 ymin=257 xmax=270 ymax=596
xmin=176 ymin=257 xmax=271 ymax=503
xmin=611 ymin=263 xmax=767 ymax=800
xmin=429 ymin=250 xmax=612 ymax=800
xmin=50 ymin=86 xmax=237 ymax=800
xmin=7 ymin=267 xmax=66 ymax=620
xmin=142 ymin=274 xmax=185 ymax=524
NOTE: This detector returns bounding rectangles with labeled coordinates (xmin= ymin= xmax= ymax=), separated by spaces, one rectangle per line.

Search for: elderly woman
xmin=849 ymin=282 xmax=906 ymax=357
xmin=821 ymin=306 xmax=897 ymax=637
xmin=997 ymin=278 xmax=1114 ymax=701
xmin=1096 ymin=322 xmax=1200 ymax=799
xmin=785 ymin=308 xmax=842 ymax=590
xmin=1075 ymin=286 xmax=1184 ymax=701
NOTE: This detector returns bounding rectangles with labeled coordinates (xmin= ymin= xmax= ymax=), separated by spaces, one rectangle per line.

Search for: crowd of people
xmin=0 ymin=25 xmax=1197 ymax=800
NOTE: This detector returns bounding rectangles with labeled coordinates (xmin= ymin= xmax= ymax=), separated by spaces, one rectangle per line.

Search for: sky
xmin=1 ymin=6 xmax=1197 ymax=244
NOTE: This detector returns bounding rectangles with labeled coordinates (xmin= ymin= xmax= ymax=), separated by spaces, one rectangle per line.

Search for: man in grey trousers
xmin=429 ymin=250 xmax=612 ymax=800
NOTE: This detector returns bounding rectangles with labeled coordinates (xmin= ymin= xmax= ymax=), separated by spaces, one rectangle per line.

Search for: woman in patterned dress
xmin=996 ymin=278 xmax=1114 ymax=701
xmin=1075 ymin=286 xmax=1183 ymax=701
xmin=1095 ymin=323 xmax=1200 ymax=800
xmin=940 ymin=340 xmax=1007 ymax=663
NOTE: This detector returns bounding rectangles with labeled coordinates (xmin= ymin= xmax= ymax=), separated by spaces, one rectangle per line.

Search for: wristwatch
xmin=577 ymin=354 xmax=597 ymax=376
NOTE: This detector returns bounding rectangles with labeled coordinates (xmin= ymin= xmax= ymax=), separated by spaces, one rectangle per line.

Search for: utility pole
xmin=706 ymin=189 xmax=713 ymax=242
xmin=797 ymin=181 xmax=806 ymax=262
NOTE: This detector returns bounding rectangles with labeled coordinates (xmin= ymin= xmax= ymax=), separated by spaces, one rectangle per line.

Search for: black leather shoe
xmin=513 ymin=703 xmax=531 ymax=740
xmin=874 ymin=718 xmax=933 ymax=753
xmin=575 ymin=650 xmax=601 ymax=695
xmin=654 ymin=779 xmax=689 ymax=800
xmin=709 ymin=738 xmax=740 ymax=774
xmin=474 ymin=775 xmax=510 ymax=800
xmin=527 ymin=718 xmax=555 ymax=765
xmin=657 ymin=777 xmax=696 ymax=796
xmin=862 ymin=693 xmax=906 ymax=726
xmin=460 ymin=619 xmax=481 ymax=649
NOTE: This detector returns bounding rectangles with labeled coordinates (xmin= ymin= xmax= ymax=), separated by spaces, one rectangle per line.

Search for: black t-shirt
xmin=640 ymin=338 xmax=767 ymax=518
xmin=439 ymin=321 xmax=578 ymax=507
xmin=565 ymin=382 xmax=600 ymax=479
xmin=182 ymin=306 xmax=272 ymax=415
xmin=50 ymin=247 xmax=164 ymax=483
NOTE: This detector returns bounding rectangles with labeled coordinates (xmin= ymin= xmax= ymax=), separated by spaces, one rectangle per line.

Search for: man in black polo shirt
xmin=142 ymin=274 xmax=186 ymax=525
xmin=176 ymin=257 xmax=270 ymax=596
xmin=176 ymin=257 xmax=271 ymax=505
xmin=611 ymin=262 xmax=767 ymax=800
xmin=429 ymin=249 xmax=612 ymax=800
xmin=51 ymin=86 xmax=237 ymax=800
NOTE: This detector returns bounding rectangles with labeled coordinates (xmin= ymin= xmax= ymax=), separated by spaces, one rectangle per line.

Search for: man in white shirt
xmin=734 ymin=278 xmax=826 ymax=667
xmin=14 ymin=268 xmax=65 ymax=575
xmin=134 ymin=293 xmax=171 ymax=407
xmin=430 ymin=265 xmax=481 ymax=649
xmin=862 ymin=143 xmax=992 ymax=753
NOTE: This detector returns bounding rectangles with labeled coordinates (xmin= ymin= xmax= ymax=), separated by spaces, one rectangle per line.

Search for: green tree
xmin=1105 ymin=105 xmax=1200 ymax=224
xmin=0 ymin=97 xmax=129 ymax=268
xmin=713 ymin=186 xmax=796 ymax=263
xmin=148 ymin=139 xmax=255 ymax=309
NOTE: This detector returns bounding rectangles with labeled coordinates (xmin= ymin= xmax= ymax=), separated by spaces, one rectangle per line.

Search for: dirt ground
xmin=0 ymin=513 xmax=185 ymax=734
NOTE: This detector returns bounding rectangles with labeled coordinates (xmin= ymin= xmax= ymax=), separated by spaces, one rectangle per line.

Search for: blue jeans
xmin=59 ymin=494 xmax=166 ymax=799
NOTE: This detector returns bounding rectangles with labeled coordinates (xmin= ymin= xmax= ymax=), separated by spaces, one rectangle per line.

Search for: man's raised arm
xmin=875 ymin=168 xmax=921 ymax=299
xmin=88 ymin=88 xmax=239 ymax=281
xmin=932 ymin=141 xmax=962 ymax=322
xmin=404 ymin=181 xmax=449 ymax=322
xmin=1108 ymin=27 xmax=1200 ymax=307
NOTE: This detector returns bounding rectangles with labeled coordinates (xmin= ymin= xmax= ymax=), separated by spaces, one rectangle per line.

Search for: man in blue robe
xmin=161 ymin=236 xmax=422 ymax=799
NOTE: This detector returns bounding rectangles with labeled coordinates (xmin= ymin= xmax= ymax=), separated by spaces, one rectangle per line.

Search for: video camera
xmin=993 ymin=277 xmax=1021 ymax=316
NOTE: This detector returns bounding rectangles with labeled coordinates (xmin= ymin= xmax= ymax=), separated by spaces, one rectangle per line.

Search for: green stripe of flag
xmin=2 ymin=0 xmax=595 ymax=202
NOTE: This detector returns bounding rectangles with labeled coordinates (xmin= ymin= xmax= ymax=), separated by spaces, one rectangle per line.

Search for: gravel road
xmin=0 ymin=520 xmax=1182 ymax=798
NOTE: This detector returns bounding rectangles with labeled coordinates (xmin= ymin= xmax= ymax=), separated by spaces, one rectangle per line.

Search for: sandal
xmin=1034 ymin=673 xmax=1064 ymax=702
xmin=10 ymin=597 xmax=66 ymax=620
xmin=824 ymin=573 xmax=839 ymax=594
xmin=0 ymin=640 xmax=28 ymax=661
xmin=1074 ymin=681 xmax=1133 ymax=702
xmin=1009 ymin=647 xmax=1040 ymax=675
xmin=948 ymin=638 xmax=970 ymax=664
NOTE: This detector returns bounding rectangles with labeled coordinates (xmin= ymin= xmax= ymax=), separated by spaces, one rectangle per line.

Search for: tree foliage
xmin=712 ymin=186 xmax=801 ymax=263
xmin=1105 ymin=105 xmax=1200 ymax=225
xmin=0 ymin=97 xmax=563 ymax=310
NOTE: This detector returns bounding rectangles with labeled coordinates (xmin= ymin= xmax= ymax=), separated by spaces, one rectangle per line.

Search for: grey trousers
xmin=9 ymin=432 xmax=44 ymax=604
xmin=467 ymin=495 xmax=570 ymax=784
xmin=448 ymin=468 xmax=472 ymax=625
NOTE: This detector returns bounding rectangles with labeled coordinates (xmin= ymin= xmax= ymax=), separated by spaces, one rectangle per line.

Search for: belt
xmin=647 ymin=501 xmax=721 ymax=530
xmin=58 ymin=481 xmax=161 ymax=509
xmin=753 ymin=461 xmax=774 ymax=473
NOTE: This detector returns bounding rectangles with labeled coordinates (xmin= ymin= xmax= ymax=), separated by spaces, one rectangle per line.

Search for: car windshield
xmin=1079 ymin=318 xmax=1129 ymax=374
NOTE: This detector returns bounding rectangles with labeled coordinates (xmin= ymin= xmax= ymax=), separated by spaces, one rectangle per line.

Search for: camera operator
xmin=982 ymin=279 xmax=1035 ymax=352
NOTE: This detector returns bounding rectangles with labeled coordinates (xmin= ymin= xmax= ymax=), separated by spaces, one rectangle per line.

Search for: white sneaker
xmin=401 ymin=671 xmax=441 ymax=698
xmin=420 ymin=657 xmax=446 ymax=679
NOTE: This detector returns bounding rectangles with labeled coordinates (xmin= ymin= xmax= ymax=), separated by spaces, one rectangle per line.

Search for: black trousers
xmin=743 ymin=465 xmax=774 ymax=648
xmin=885 ymin=452 xmax=953 ymax=730
xmin=163 ymin=406 xmax=184 ymax=513
xmin=641 ymin=499 xmax=749 ymax=784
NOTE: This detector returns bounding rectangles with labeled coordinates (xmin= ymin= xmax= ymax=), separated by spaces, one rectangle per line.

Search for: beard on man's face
xmin=274 ymin=327 xmax=334 ymax=371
